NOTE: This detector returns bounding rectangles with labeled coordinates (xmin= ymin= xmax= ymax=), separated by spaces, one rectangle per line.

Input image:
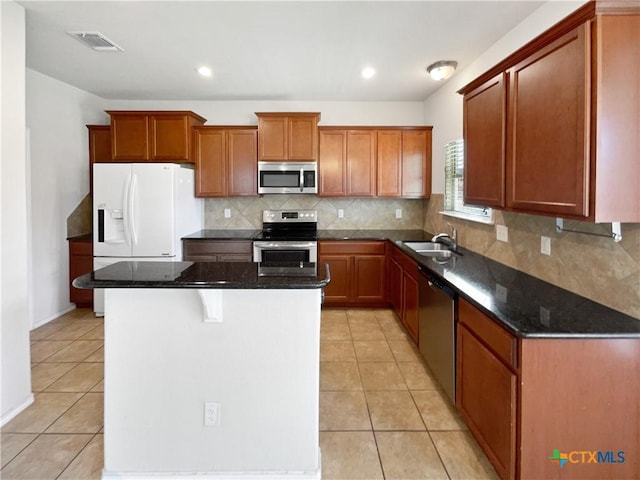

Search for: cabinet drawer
xmin=458 ymin=298 xmax=517 ymax=370
xmin=319 ymin=240 xmax=385 ymax=255
xmin=183 ymin=240 xmax=252 ymax=257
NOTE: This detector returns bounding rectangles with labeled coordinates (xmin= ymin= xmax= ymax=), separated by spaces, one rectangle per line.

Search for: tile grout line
xmin=54 ymin=432 xmax=100 ymax=480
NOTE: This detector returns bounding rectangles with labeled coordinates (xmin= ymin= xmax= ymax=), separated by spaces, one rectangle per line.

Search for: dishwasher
xmin=418 ymin=265 xmax=457 ymax=403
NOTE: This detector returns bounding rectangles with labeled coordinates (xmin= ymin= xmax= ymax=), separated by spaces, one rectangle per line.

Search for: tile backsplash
xmin=204 ymin=196 xmax=425 ymax=230
xmin=424 ymin=194 xmax=640 ymax=319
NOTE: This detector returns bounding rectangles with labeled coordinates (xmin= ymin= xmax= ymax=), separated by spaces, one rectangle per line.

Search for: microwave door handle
xmin=300 ymin=167 xmax=304 ymax=192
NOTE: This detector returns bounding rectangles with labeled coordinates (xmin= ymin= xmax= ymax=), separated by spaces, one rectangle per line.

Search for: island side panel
xmin=103 ymin=288 xmax=321 ymax=477
xmin=518 ymin=338 xmax=640 ymax=480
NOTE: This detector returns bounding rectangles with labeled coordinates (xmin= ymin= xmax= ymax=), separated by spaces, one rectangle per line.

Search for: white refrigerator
xmin=93 ymin=163 xmax=202 ymax=315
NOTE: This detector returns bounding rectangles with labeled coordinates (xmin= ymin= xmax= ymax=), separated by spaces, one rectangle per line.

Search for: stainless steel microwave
xmin=257 ymin=162 xmax=318 ymax=194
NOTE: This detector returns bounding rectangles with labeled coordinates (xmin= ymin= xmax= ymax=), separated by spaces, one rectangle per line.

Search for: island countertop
xmin=73 ymin=261 xmax=330 ymax=290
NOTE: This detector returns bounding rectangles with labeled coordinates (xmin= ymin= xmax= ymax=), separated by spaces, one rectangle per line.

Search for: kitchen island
xmin=74 ymin=261 xmax=329 ymax=480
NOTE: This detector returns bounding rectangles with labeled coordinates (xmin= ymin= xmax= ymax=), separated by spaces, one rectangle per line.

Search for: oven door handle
xmin=253 ymin=241 xmax=316 ymax=249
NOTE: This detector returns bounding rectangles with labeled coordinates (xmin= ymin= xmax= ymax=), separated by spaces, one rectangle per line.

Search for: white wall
xmin=424 ymin=0 xmax=587 ymax=194
xmin=26 ymin=69 xmax=108 ymax=327
xmin=106 ymin=100 xmax=425 ymax=126
xmin=1 ymin=0 xmax=33 ymax=424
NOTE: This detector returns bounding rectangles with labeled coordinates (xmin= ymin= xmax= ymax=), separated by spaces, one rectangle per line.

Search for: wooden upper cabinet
xmin=507 ymin=24 xmax=589 ymax=217
xmin=459 ymin=2 xmax=640 ymax=222
xmin=193 ymin=126 xmax=257 ymax=197
xmin=377 ymin=130 xmax=402 ymax=197
xmin=401 ymin=129 xmax=431 ymax=198
xmin=318 ymin=128 xmax=376 ymax=197
xmin=318 ymin=129 xmax=347 ymax=196
xmin=346 ymin=130 xmax=376 ymax=197
xmin=255 ymin=112 xmax=320 ymax=161
xmin=108 ymin=111 xmax=206 ymax=163
xmin=463 ymin=74 xmax=506 ymax=207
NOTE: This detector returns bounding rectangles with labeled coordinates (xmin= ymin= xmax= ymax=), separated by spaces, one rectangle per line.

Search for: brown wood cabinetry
xmin=318 ymin=128 xmax=376 ymax=197
xmin=320 ymin=127 xmax=431 ymax=198
xmin=389 ymin=246 xmax=419 ymax=343
xmin=457 ymin=299 xmax=516 ymax=480
xmin=377 ymin=128 xmax=432 ymax=198
xmin=319 ymin=240 xmax=386 ymax=306
xmin=255 ymin=112 xmax=320 ymax=161
xmin=108 ymin=111 xmax=206 ymax=163
xmin=68 ymin=236 xmax=93 ymax=308
xmin=182 ymin=239 xmax=253 ymax=262
xmin=462 ymin=74 xmax=506 ymax=207
xmin=459 ymin=2 xmax=640 ymax=222
xmin=193 ymin=127 xmax=257 ymax=197
xmin=457 ymin=297 xmax=640 ymax=480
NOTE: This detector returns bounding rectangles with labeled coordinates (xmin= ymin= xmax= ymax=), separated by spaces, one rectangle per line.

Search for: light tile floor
xmin=1 ymin=307 xmax=497 ymax=480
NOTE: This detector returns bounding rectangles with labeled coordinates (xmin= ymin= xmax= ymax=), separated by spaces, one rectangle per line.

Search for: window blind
xmin=444 ymin=139 xmax=492 ymax=221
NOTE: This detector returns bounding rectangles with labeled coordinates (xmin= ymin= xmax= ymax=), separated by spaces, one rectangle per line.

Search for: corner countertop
xmin=73 ymin=261 xmax=330 ymax=290
xmin=182 ymin=230 xmax=260 ymax=240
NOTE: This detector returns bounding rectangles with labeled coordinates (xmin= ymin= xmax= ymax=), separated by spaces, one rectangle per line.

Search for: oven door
xmin=253 ymin=241 xmax=318 ymax=263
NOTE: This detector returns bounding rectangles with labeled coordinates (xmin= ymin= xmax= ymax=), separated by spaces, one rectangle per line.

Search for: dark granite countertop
xmin=182 ymin=230 xmax=260 ymax=240
xmin=73 ymin=261 xmax=330 ymax=290
xmin=317 ymin=229 xmax=429 ymax=241
xmin=394 ymin=241 xmax=640 ymax=339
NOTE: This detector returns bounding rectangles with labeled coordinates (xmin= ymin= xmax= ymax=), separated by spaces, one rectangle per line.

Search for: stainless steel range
xmin=252 ymin=210 xmax=318 ymax=263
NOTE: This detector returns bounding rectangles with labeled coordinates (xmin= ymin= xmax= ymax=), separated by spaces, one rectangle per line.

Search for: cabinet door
xmin=69 ymin=239 xmax=93 ymax=307
xmin=507 ymin=24 xmax=589 ymax=217
xmin=353 ymin=255 xmax=385 ymax=303
xmin=88 ymin=125 xmax=112 ymax=193
xmin=111 ymin=113 xmax=149 ymax=161
xmin=149 ymin=114 xmax=191 ymax=161
xmin=319 ymin=255 xmax=351 ymax=304
xmin=318 ymin=130 xmax=347 ymax=196
xmin=347 ymin=130 xmax=376 ymax=196
xmin=194 ymin=128 xmax=227 ymax=197
xmin=257 ymin=116 xmax=288 ymax=161
xmin=463 ymin=73 xmax=507 ymax=207
xmin=288 ymin=115 xmax=318 ymax=161
xmin=377 ymin=130 xmax=402 ymax=197
xmin=228 ymin=129 xmax=257 ymax=196
xmin=402 ymin=269 xmax=419 ymax=344
xmin=457 ymin=324 xmax=516 ymax=480
xmin=388 ymin=258 xmax=402 ymax=317
xmin=402 ymin=130 xmax=430 ymax=198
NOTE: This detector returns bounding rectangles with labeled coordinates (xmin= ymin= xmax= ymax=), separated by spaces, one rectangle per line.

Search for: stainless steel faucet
xmin=431 ymin=223 xmax=457 ymax=250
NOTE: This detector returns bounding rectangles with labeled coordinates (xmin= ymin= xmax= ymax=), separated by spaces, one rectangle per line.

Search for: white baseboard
xmin=1 ymin=394 xmax=34 ymax=427
xmin=31 ymin=304 xmax=76 ymax=330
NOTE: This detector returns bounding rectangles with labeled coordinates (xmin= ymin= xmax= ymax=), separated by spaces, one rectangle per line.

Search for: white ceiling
xmin=20 ymin=1 xmax=545 ymax=102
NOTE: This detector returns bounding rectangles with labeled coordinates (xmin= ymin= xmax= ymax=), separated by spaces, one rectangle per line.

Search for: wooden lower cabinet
xmin=182 ymin=239 xmax=252 ymax=262
xmin=457 ymin=321 xmax=516 ymax=480
xmin=68 ymin=236 xmax=93 ymax=308
xmin=388 ymin=247 xmax=419 ymax=343
xmin=457 ymin=298 xmax=640 ymax=480
xmin=319 ymin=240 xmax=385 ymax=307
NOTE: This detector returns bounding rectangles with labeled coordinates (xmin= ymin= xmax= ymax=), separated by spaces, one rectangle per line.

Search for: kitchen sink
xmin=402 ymin=241 xmax=453 ymax=257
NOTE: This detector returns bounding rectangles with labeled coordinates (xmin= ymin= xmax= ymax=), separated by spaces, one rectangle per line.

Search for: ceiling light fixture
xmin=361 ymin=67 xmax=376 ymax=79
xmin=426 ymin=60 xmax=457 ymax=81
xmin=197 ymin=66 xmax=213 ymax=77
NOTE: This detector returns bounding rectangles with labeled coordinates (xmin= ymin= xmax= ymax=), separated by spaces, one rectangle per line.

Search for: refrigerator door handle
xmin=122 ymin=173 xmax=132 ymax=246
xmin=129 ymin=173 xmax=138 ymax=246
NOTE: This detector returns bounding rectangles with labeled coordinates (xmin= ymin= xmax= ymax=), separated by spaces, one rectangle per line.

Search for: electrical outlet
xmin=395 ymin=208 xmax=402 ymax=219
xmin=541 ymin=236 xmax=551 ymax=256
xmin=496 ymin=225 xmax=509 ymax=243
xmin=204 ymin=402 xmax=220 ymax=426
xmin=338 ymin=208 xmax=344 ymax=218
xmin=224 ymin=208 xmax=231 ymax=218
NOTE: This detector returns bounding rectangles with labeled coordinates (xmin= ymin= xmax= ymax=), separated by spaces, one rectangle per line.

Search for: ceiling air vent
xmin=67 ymin=31 xmax=124 ymax=52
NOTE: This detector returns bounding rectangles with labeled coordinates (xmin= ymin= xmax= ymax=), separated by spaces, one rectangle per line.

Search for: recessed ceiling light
xmin=197 ymin=66 xmax=213 ymax=77
xmin=361 ymin=67 xmax=376 ymax=79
